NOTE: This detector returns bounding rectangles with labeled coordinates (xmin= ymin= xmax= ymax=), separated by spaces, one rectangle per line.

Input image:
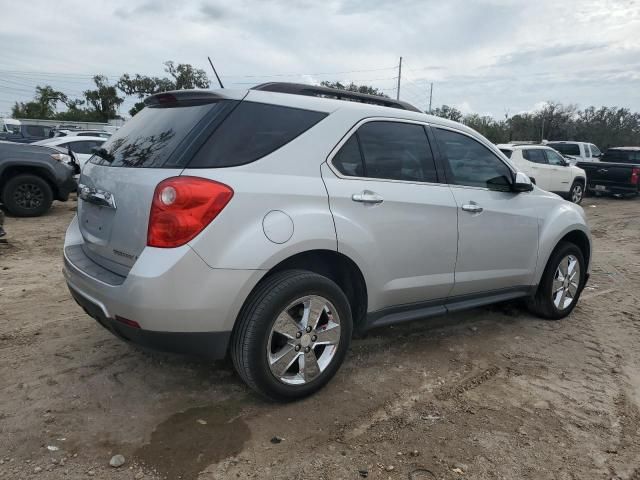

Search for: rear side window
xmin=91 ymin=102 xmax=233 ymax=168
xmin=547 ymin=143 xmax=580 ymax=156
xmin=523 ymin=149 xmax=547 ymax=164
xmin=333 ymin=135 xmax=364 ymax=177
xmin=26 ymin=125 xmax=45 ymax=137
xmin=189 ymin=102 xmax=327 ymax=168
xmin=332 ymin=121 xmax=438 ymax=183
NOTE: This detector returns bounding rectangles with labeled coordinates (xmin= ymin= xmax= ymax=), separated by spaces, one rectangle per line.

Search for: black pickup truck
xmin=577 ymin=147 xmax=640 ymax=197
xmin=0 ymin=141 xmax=77 ymax=216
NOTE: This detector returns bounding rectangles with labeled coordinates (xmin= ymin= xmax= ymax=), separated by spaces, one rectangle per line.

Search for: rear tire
xmin=2 ymin=174 xmax=53 ymax=217
xmin=231 ymin=269 xmax=353 ymax=401
xmin=527 ymin=241 xmax=586 ymax=320
xmin=569 ymin=181 xmax=584 ymax=204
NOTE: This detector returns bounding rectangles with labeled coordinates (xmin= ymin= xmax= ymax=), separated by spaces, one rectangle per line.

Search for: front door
xmin=544 ymin=148 xmax=573 ymax=193
xmin=321 ymin=120 xmax=458 ymax=312
xmin=432 ymin=127 xmax=539 ymax=297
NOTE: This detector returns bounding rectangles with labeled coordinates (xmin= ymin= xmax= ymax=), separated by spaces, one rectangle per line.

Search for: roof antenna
xmin=207 ymin=56 xmax=224 ymax=88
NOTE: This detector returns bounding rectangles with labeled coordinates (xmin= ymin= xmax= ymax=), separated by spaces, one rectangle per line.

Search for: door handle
xmin=461 ymin=203 xmax=483 ymax=213
xmin=352 ymin=190 xmax=383 ymax=205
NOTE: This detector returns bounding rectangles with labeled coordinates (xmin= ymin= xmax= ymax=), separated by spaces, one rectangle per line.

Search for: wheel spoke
xmin=567 ymin=257 xmax=577 ymax=275
xmin=568 ymin=282 xmax=579 ymax=296
xmin=301 ymin=350 xmax=321 ymax=382
xmin=314 ymin=323 xmax=340 ymax=345
xmin=552 ymin=278 xmax=564 ymax=293
xmin=270 ymin=344 xmax=300 ymax=377
xmin=301 ymin=297 xmax=326 ymax=330
xmin=272 ymin=311 xmax=300 ymax=340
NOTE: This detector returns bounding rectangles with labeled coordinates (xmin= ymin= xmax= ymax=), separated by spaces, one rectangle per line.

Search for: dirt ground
xmin=1 ymin=195 xmax=640 ymax=480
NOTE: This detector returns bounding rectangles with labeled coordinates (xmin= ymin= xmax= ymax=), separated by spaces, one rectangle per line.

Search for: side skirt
xmin=365 ymin=286 xmax=534 ymax=330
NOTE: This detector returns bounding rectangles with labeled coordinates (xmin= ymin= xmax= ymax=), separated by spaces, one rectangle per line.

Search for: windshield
xmin=547 ymin=143 xmax=580 ymax=156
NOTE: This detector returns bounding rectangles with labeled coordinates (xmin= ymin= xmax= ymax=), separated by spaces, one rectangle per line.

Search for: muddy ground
xmin=1 ymin=195 xmax=639 ymax=480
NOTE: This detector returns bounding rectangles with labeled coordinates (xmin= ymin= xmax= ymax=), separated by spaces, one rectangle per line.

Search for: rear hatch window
xmin=90 ymin=101 xmax=237 ymax=168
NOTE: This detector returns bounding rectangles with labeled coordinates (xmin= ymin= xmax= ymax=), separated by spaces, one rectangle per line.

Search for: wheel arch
xmin=535 ymin=223 xmax=592 ymax=286
xmin=237 ymin=249 xmax=369 ymax=335
xmin=0 ymin=165 xmax=58 ymax=199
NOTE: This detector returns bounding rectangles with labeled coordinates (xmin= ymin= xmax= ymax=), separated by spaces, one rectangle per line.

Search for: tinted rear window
xmin=547 ymin=143 xmax=580 ymax=156
xmin=189 ymin=102 xmax=327 ymax=168
xmin=602 ymin=150 xmax=640 ymax=163
xmin=90 ymin=101 xmax=233 ymax=168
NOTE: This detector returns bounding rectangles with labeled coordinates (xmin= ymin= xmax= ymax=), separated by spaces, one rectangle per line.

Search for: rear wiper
xmin=92 ymin=147 xmax=114 ymax=163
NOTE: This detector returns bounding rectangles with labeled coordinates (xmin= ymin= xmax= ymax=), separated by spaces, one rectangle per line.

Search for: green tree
xmin=319 ymin=81 xmax=388 ymax=97
xmin=11 ymin=85 xmax=68 ymax=119
xmin=432 ymin=104 xmax=463 ymax=122
xmin=82 ymin=75 xmax=124 ymax=122
xmin=117 ymin=61 xmax=210 ymax=116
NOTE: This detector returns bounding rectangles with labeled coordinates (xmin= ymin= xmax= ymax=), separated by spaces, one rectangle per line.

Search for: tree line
xmin=11 ymin=61 xmax=210 ymax=122
xmin=11 ymin=73 xmax=640 ymax=147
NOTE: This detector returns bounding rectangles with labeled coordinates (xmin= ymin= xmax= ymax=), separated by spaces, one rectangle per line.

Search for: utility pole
xmin=207 ymin=56 xmax=224 ymax=89
xmin=396 ymin=56 xmax=402 ymax=100
xmin=428 ymin=82 xmax=433 ymax=114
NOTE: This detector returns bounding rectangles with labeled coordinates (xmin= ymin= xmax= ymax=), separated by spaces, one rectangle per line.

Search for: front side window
xmin=332 ymin=121 xmax=438 ymax=183
xmin=434 ymin=128 xmax=512 ymax=191
xmin=590 ymin=144 xmax=602 ymax=157
xmin=523 ymin=149 xmax=547 ymax=164
xmin=26 ymin=125 xmax=45 ymax=137
xmin=545 ymin=149 xmax=566 ymax=166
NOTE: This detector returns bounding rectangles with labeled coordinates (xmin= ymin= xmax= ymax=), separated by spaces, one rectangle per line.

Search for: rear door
xmin=432 ymin=127 xmax=539 ymax=296
xmin=76 ymin=97 xmax=241 ymax=275
xmin=322 ymin=119 xmax=458 ymax=310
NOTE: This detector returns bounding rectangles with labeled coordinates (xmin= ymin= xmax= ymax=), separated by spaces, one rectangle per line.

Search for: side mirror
xmin=512 ymin=172 xmax=534 ymax=192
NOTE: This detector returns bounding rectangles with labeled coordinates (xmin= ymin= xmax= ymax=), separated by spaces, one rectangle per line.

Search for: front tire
xmin=231 ymin=270 xmax=353 ymax=401
xmin=527 ymin=241 xmax=586 ymax=320
xmin=1 ymin=174 xmax=53 ymax=217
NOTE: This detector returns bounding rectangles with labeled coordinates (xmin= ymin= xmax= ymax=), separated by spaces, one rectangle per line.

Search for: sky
xmin=1 ymin=0 xmax=639 ymax=119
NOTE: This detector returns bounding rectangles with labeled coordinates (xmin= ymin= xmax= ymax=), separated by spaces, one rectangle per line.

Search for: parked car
xmin=578 ymin=147 xmax=640 ymax=197
xmin=546 ymin=141 xmax=602 ymax=164
xmin=33 ymin=136 xmax=106 ymax=172
xmin=497 ymin=144 xmax=587 ymax=203
xmin=63 ymin=84 xmax=592 ymax=401
xmin=51 ymin=129 xmax=112 ymax=139
xmin=0 ymin=141 xmax=77 ymax=216
xmin=0 ymin=123 xmax=54 ymax=143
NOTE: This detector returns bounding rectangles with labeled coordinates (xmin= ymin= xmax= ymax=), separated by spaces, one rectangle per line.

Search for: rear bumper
xmin=63 ymin=216 xmax=265 ymax=359
xmin=587 ymin=183 xmax=639 ymax=194
xmin=68 ymin=285 xmax=231 ymax=358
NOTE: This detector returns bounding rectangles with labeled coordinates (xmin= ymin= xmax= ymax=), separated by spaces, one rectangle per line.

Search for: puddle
xmin=135 ymin=400 xmax=250 ymax=479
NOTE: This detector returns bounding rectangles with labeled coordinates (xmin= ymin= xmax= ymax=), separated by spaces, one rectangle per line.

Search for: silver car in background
xmin=63 ymin=83 xmax=591 ymax=401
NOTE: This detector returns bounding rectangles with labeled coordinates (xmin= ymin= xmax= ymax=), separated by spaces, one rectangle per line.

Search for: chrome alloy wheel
xmin=571 ymin=184 xmax=584 ymax=203
xmin=553 ymin=254 xmax=580 ymax=310
xmin=267 ymin=295 xmax=341 ymax=385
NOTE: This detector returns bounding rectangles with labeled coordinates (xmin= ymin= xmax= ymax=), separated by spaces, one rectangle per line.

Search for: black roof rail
xmin=251 ymin=82 xmax=422 ymax=113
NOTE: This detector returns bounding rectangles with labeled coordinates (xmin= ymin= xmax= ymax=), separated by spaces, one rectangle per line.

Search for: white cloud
xmin=1 ymin=0 xmax=639 ymax=117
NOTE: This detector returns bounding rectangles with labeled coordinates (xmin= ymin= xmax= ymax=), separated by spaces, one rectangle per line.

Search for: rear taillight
xmin=147 ymin=176 xmax=233 ymax=248
xmin=631 ymin=168 xmax=639 ymax=185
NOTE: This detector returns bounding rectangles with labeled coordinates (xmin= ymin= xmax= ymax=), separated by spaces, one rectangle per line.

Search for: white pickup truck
xmin=545 ymin=141 xmax=602 ymax=164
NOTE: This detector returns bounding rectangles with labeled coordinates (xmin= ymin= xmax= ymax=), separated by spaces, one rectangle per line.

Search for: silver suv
xmin=64 ymin=83 xmax=591 ymax=400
